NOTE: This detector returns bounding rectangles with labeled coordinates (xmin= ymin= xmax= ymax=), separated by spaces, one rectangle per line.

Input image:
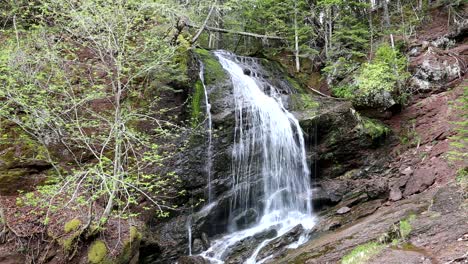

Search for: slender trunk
xmin=191 ymin=1 xmax=217 ymax=44
xmin=294 ymin=0 xmax=300 ymax=72
xmin=369 ymin=3 xmax=374 ymax=61
xmin=383 ymin=0 xmax=390 ymax=28
xmin=328 ymin=6 xmax=332 ymax=53
xmin=102 ymin=69 xmax=124 ymax=224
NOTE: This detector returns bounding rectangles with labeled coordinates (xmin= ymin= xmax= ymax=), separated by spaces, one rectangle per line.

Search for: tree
xmin=0 ymin=0 xmax=184 ymax=229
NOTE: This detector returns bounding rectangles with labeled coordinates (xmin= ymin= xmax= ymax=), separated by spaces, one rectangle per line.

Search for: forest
xmin=0 ymin=0 xmax=466 ymax=263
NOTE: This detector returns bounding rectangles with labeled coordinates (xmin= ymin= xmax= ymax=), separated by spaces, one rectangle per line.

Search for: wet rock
xmin=323 ymin=218 xmax=342 ymax=231
xmin=223 ymin=228 xmax=278 ymax=264
xmin=321 ymin=180 xmax=351 ymax=204
xmin=201 ymin=233 xmax=210 ymax=249
xmin=340 ymin=193 xmax=369 ymax=208
xmin=177 ymin=256 xmax=210 ymax=264
xmin=255 ymin=225 xmax=305 ymax=261
xmin=232 ymin=208 xmax=259 ymax=230
xmin=389 ymin=188 xmax=403 ymax=202
xmin=311 ymin=186 xmax=334 ymax=210
xmin=403 ymin=167 xmax=436 ymax=197
xmin=347 ymin=199 xmax=383 ymax=222
xmin=192 ymin=239 xmax=204 ymax=254
xmin=337 ymin=207 xmax=351 ymax=215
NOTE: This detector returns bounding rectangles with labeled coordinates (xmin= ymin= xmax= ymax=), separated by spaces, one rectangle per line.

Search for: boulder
xmin=177 ymin=256 xmax=210 ymax=264
xmin=337 ymin=207 xmax=351 ymax=215
xmin=403 ymin=167 xmax=436 ymax=197
xmin=223 ymin=228 xmax=278 ymax=264
xmin=255 ymin=225 xmax=305 ymax=261
xmin=389 ymin=188 xmax=403 ymax=202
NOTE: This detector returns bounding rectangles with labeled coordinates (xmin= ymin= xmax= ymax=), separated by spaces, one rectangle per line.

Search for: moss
xmin=60 ymin=230 xmax=81 ymax=253
xmin=362 ymin=117 xmax=390 ymax=140
xmin=341 ymin=242 xmax=384 ymax=264
xmin=399 ymin=214 xmax=416 ymax=239
xmin=64 ymin=218 xmax=81 ymax=233
xmin=88 ymin=240 xmax=108 ymax=264
xmin=194 ymin=49 xmax=226 ymax=86
xmin=285 ymin=76 xmax=307 ymax=93
xmin=116 ymin=227 xmax=142 ymax=264
xmin=190 ymin=80 xmax=204 ymax=127
xmin=290 ymin=94 xmax=320 ymax=112
xmin=129 ymin=226 xmax=141 ymax=241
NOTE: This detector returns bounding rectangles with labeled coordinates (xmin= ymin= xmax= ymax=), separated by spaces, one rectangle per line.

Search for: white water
xmin=199 ymin=51 xmax=315 ymax=263
xmin=199 ymin=62 xmax=214 ymax=203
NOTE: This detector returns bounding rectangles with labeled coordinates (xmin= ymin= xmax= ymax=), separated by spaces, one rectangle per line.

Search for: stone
xmin=311 ymin=186 xmax=333 ymax=210
xmin=192 ymin=239 xmax=204 ymax=255
xmin=337 ymin=207 xmax=351 ymax=215
xmin=430 ymin=185 xmax=463 ymax=214
xmin=177 ymin=256 xmax=210 ymax=264
xmin=389 ymin=188 xmax=403 ymax=201
xmin=403 ymin=167 xmax=436 ymax=197
xmin=255 ymin=225 xmax=305 ymax=261
xmin=232 ymin=208 xmax=259 ymax=230
xmin=223 ymin=228 xmax=278 ymax=264
xmin=401 ymin=167 xmax=413 ymax=176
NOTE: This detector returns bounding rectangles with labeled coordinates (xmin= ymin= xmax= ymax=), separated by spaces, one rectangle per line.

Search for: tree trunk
xmin=294 ymin=0 xmax=300 ymax=72
xmin=187 ymin=23 xmax=284 ymax=40
xmin=328 ymin=6 xmax=333 ymax=53
xmin=383 ymin=0 xmax=390 ymax=28
xmin=191 ymin=1 xmax=217 ymax=44
xmin=369 ymin=2 xmax=374 ymax=61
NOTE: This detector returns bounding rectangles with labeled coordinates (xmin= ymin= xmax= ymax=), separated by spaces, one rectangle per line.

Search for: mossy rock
xmin=190 ymin=79 xmax=205 ymax=127
xmin=115 ymin=227 xmax=142 ymax=264
xmin=88 ymin=240 xmax=108 ymax=264
xmin=64 ymin=218 xmax=81 ymax=233
xmin=361 ymin=117 xmax=390 ymax=141
xmin=341 ymin=241 xmax=384 ymax=264
xmin=60 ymin=230 xmax=81 ymax=253
xmin=193 ymin=49 xmax=227 ymax=86
xmin=289 ymin=94 xmax=320 ymax=113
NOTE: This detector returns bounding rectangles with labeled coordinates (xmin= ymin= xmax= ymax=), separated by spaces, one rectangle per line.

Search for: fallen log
xmin=187 ymin=23 xmax=285 ymax=41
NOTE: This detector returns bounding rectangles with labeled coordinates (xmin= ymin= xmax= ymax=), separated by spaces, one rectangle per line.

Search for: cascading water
xmin=200 ymin=51 xmax=315 ymax=263
xmin=187 ymin=62 xmax=214 ymax=256
xmin=199 ymin=61 xmax=214 ymax=203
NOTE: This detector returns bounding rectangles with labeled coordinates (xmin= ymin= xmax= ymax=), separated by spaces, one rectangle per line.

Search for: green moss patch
xmin=116 ymin=227 xmax=142 ymax=264
xmin=362 ymin=117 xmax=390 ymax=140
xmin=190 ymin=80 xmax=204 ymax=127
xmin=290 ymin=94 xmax=320 ymax=112
xmin=64 ymin=218 xmax=81 ymax=233
xmin=194 ymin=49 xmax=226 ymax=86
xmin=88 ymin=240 xmax=108 ymax=264
xmin=399 ymin=214 xmax=416 ymax=240
xmin=341 ymin=242 xmax=384 ymax=264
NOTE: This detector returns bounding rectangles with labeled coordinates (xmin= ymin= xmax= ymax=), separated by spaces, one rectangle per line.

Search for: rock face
xmin=141 ymin=50 xmax=319 ymax=263
xmin=255 ymin=225 xmax=305 ymax=261
xmin=403 ymin=167 xmax=436 ymax=197
xmin=222 ymin=228 xmax=278 ymax=264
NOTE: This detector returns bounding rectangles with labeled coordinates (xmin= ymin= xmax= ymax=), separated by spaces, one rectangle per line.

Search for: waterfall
xmin=187 ymin=215 xmax=192 ymax=256
xmin=200 ymin=61 xmax=214 ymax=203
xmin=200 ymin=51 xmax=315 ymax=263
xmin=187 ymin=62 xmax=214 ymax=257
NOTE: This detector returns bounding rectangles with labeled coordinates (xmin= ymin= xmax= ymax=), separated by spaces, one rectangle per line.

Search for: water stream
xmin=199 ymin=61 xmax=214 ymax=203
xmin=199 ymin=51 xmax=315 ymax=263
